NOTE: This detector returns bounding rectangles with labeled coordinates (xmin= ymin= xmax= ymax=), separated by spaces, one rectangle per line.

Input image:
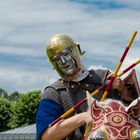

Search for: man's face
xmin=52 ymin=48 xmax=79 ymax=76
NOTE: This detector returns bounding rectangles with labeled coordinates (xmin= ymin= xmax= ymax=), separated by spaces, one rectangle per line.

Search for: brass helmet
xmin=46 ymin=34 xmax=85 ymax=79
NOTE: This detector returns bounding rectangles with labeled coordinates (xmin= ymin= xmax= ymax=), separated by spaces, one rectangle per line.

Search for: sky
xmin=0 ymin=0 xmax=140 ymax=94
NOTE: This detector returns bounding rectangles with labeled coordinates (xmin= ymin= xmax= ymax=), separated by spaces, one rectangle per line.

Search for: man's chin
xmin=63 ymin=69 xmax=80 ymax=80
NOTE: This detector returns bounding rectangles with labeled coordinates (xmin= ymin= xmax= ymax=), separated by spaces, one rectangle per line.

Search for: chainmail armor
xmin=42 ymin=69 xmax=109 ymax=140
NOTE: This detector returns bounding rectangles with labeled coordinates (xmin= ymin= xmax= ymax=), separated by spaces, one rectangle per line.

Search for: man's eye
xmin=64 ymin=53 xmax=69 ymax=56
xmin=52 ymin=57 xmax=60 ymax=62
xmin=55 ymin=58 xmax=60 ymax=61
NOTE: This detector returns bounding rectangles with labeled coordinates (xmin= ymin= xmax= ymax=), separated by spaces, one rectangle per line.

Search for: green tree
xmin=0 ymin=97 xmax=13 ymax=131
xmin=9 ymin=90 xmax=41 ymax=128
xmin=8 ymin=91 xmax=22 ymax=102
xmin=0 ymin=88 xmax=8 ymax=98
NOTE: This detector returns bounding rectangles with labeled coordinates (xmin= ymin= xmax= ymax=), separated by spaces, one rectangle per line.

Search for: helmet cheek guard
xmin=70 ymin=44 xmax=84 ymax=69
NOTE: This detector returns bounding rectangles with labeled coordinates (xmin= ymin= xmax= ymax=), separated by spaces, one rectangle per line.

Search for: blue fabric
xmin=36 ymin=99 xmax=64 ymax=140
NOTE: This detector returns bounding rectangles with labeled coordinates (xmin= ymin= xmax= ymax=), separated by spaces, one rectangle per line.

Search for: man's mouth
xmin=64 ymin=65 xmax=71 ymax=69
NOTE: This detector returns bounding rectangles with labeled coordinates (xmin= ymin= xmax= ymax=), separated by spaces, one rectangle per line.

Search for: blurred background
xmin=0 ymin=0 xmax=140 ymax=94
xmin=0 ymin=0 xmax=140 ymax=136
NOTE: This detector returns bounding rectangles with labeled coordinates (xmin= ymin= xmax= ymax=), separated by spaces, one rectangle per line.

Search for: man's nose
xmin=60 ymin=56 xmax=68 ymax=64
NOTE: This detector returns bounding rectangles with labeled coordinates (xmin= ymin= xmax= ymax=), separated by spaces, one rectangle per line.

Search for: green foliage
xmin=8 ymin=91 xmax=22 ymax=102
xmin=8 ymin=90 xmax=41 ymax=128
xmin=0 ymin=88 xmax=8 ymax=98
xmin=0 ymin=88 xmax=42 ymax=131
xmin=0 ymin=97 xmax=13 ymax=131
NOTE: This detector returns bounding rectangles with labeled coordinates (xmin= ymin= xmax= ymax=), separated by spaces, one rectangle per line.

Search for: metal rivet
xmin=71 ymin=85 xmax=75 ymax=88
xmin=89 ymin=74 xmax=93 ymax=77
xmin=85 ymin=84 xmax=89 ymax=87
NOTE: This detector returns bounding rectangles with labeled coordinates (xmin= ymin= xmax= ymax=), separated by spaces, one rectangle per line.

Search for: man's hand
xmin=107 ymin=74 xmax=132 ymax=101
xmin=84 ymin=109 xmax=93 ymax=124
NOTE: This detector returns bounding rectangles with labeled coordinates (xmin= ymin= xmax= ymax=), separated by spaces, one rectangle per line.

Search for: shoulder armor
xmin=90 ymin=69 xmax=109 ymax=85
xmin=42 ymin=87 xmax=61 ymax=105
xmin=43 ymin=79 xmax=74 ymax=112
xmin=49 ymin=79 xmax=67 ymax=90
